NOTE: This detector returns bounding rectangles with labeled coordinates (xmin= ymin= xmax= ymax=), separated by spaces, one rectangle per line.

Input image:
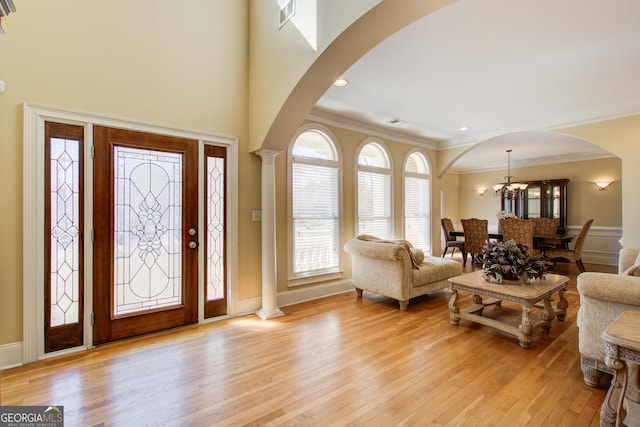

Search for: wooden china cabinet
xmin=501 ymin=179 xmax=569 ymax=234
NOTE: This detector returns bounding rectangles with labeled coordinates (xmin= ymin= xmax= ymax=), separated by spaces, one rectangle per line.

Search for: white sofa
xmin=576 ymin=247 xmax=640 ymax=387
xmin=344 ymin=235 xmax=463 ymax=311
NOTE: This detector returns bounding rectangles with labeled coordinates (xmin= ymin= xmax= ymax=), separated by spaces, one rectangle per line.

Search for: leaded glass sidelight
xmin=207 ymin=157 xmax=225 ymax=301
xmin=49 ymin=137 xmax=82 ymax=327
xmin=113 ymin=146 xmax=183 ymax=317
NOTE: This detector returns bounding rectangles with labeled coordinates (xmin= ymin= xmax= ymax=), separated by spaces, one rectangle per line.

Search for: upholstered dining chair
xmin=531 ymin=217 xmax=561 ymax=251
xmin=460 ymin=218 xmax=488 ymax=266
xmin=545 ymin=219 xmax=594 ymax=273
xmin=501 ymin=218 xmax=538 ymax=255
xmin=532 ymin=217 xmax=560 ymax=237
xmin=441 ymin=218 xmax=465 ymax=259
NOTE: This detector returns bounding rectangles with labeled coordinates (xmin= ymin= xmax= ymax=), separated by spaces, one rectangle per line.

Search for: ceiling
xmin=312 ymin=0 xmax=640 ymax=173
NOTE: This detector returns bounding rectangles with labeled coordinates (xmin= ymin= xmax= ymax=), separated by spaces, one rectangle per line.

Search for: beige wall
xmin=450 ymin=157 xmax=622 ymax=229
xmin=0 ymin=1 xmax=255 ymax=345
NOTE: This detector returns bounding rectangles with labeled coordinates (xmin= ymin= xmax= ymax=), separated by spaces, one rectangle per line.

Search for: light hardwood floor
xmin=1 ymin=259 xmax=616 ymax=426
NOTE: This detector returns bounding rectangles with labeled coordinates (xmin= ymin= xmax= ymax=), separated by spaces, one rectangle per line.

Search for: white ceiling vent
xmin=278 ymin=0 xmax=296 ymax=29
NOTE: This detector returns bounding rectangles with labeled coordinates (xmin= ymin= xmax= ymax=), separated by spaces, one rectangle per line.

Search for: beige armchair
xmin=576 ymin=248 xmax=640 ymax=387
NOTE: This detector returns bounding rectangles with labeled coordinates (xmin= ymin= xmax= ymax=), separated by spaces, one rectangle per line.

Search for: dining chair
xmin=531 ymin=217 xmax=561 ymax=251
xmin=545 ymin=219 xmax=594 ymax=273
xmin=532 ymin=217 xmax=560 ymax=237
xmin=460 ymin=218 xmax=488 ymax=266
xmin=441 ymin=218 xmax=466 ymax=259
xmin=501 ymin=218 xmax=538 ymax=255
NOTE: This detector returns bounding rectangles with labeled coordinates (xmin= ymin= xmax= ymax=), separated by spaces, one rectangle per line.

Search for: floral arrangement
xmin=481 ymin=240 xmax=553 ymax=284
xmin=496 ymin=210 xmax=516 ymax=220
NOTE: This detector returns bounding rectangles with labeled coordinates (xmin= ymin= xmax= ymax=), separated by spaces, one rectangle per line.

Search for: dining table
xmin=449 ymin=231 xmax=574 ymax=249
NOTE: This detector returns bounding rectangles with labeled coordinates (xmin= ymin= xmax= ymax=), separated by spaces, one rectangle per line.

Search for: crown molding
xmin=307 ymin=107 xmax=440 ymax=150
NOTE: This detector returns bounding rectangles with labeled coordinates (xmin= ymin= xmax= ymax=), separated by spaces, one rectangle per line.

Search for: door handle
xmin=188 ymin=241 xmax=199 ymax=249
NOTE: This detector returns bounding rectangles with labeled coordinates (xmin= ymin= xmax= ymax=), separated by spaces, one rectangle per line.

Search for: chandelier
xmin=493 ymin=149 xmax=528 ymax=199
xmin=0 ymin=0 xmax=16 ymax=35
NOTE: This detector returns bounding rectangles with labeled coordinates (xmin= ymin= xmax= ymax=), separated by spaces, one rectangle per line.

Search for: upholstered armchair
xmin=576 ymin=248 xmax=640 ymax=387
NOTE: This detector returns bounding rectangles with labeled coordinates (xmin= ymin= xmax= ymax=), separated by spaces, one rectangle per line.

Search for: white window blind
xmin=404 ymin=152 xmax=431 ymax=252
xmin=357 ymin=169 xmax=391 ymax=238
xmin=292 ymin=162 xmax=340 ymax=274
xmin=357 ymin=141 xmax=392 ymax=239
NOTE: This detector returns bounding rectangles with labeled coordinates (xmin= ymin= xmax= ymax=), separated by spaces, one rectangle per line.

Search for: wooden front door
xmin=93 ymin=126 xmax=199 ymax=344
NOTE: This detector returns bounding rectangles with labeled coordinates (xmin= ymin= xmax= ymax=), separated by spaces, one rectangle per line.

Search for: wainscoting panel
xmin=570 ymin=225 xmax=622 ymax=266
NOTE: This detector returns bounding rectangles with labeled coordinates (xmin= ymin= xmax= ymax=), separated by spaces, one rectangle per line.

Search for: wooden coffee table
xmin=448 ymin=270 xmax=569 ymax=348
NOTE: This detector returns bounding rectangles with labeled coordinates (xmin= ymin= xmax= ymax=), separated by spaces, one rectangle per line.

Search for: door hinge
xmin=91 ymin=229 xmax=95 ymax=243
xmin=90 ymin=312 xmax=95 ymax=326
xmin=91 ymin=145 xmax=95 ymax=158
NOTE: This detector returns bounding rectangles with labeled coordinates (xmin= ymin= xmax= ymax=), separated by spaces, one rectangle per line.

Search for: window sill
xmin=288 ymin=270 xmax=343 ymax=287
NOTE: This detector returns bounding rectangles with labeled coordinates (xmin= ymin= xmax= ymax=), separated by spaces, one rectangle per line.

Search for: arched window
xmin=357 ymin=140 xmax=392 ymax=239
xmin=404 ymin=151 xmax=431 ymax=252
xmin=288 ymin=127 xmax=342 ymax=283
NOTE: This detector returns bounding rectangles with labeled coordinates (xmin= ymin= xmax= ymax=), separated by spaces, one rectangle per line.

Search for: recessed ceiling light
xmin=458 ymin=126 xmax=470 ymax=132
xmin=333 ymin=78 xmax=348 ymax=87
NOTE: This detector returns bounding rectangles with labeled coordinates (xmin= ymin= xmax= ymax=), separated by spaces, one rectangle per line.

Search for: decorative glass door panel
xmin=204 ymin=145 xmax=227 ymax=318
xmin=44 ymin=122 xmax=84 ymax=353
xmin=93 ymin=126 xmax=198 ymax=344
xmin=113 ymin=146 xmax=183 ymax=317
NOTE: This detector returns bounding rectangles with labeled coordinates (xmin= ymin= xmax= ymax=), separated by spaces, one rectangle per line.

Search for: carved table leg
xmin=518 ymin=305 xmax=533 ymax=348
xmin=472 ymin=294 xmax=484 ymax=315
xmin=601 ymin=351 xmax=628 ymax=427
xmin=449 ymin=289 xmax=460 ymax=325
xmin=556 ymin=288 xmax=568 ymax=321
xmin=540 ymin=297 xmax=556 ymax=334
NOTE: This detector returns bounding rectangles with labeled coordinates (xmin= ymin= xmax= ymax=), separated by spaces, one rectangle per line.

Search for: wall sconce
xmin=476 ymin=188 xmax=487 ymax=196
xmin=594 ymin=181 xmax=614 ymax=191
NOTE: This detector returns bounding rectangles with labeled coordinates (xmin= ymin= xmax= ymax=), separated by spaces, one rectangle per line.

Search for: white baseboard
xmin=278 ymin=279 xmax=354 ymax=307
xmin=582 ymin=251 xmax=619 ymax=266
xmin=0 ymin=342 xmax=23 ymax=370
xmin=235 ymin=280 xmax=354 ymax=316
xmin=235 ymin=296 xmax=262 ymax=316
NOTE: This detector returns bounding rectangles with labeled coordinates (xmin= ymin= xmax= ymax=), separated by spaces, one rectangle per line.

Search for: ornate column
xmin=255 ymin=149 xmax=284 ymax=320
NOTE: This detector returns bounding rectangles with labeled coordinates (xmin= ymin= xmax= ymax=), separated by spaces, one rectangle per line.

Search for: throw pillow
xmin=622 ymin=264 xmax=640 ymax=277
xmin=410 ymin=248 xmax=424 ymax=265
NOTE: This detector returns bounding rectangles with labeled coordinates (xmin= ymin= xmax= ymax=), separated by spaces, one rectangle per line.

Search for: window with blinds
xmin=289 ymin=128 xmax=342 ymax=283
xmin=404 ymin=151 xmax=431 ymax=253
xmin=357 ymin=141 xmax=392 ymax=239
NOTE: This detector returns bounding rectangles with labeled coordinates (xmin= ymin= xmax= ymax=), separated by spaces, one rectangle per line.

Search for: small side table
xmin=600 ymin=311 xmax=640 ymax=427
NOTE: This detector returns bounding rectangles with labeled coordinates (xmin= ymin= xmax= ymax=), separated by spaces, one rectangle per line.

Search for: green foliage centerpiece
xmin=481 ymin=240 xmax=553 ymax=284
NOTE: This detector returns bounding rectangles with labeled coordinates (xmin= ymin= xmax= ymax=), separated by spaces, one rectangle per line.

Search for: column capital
xmin=255 ymin=149 xmax=282 ymax=163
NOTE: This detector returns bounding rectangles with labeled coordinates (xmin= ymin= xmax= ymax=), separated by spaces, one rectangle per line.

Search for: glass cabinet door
xmin=545 ymin=183 xmax=561 ymax=219
xmin=525 ymin=184 xmax=542 ymax=218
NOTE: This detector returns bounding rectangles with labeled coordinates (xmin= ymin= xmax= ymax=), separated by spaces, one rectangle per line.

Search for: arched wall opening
xmin=438 ymin=130 xmax=623 ymax=265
